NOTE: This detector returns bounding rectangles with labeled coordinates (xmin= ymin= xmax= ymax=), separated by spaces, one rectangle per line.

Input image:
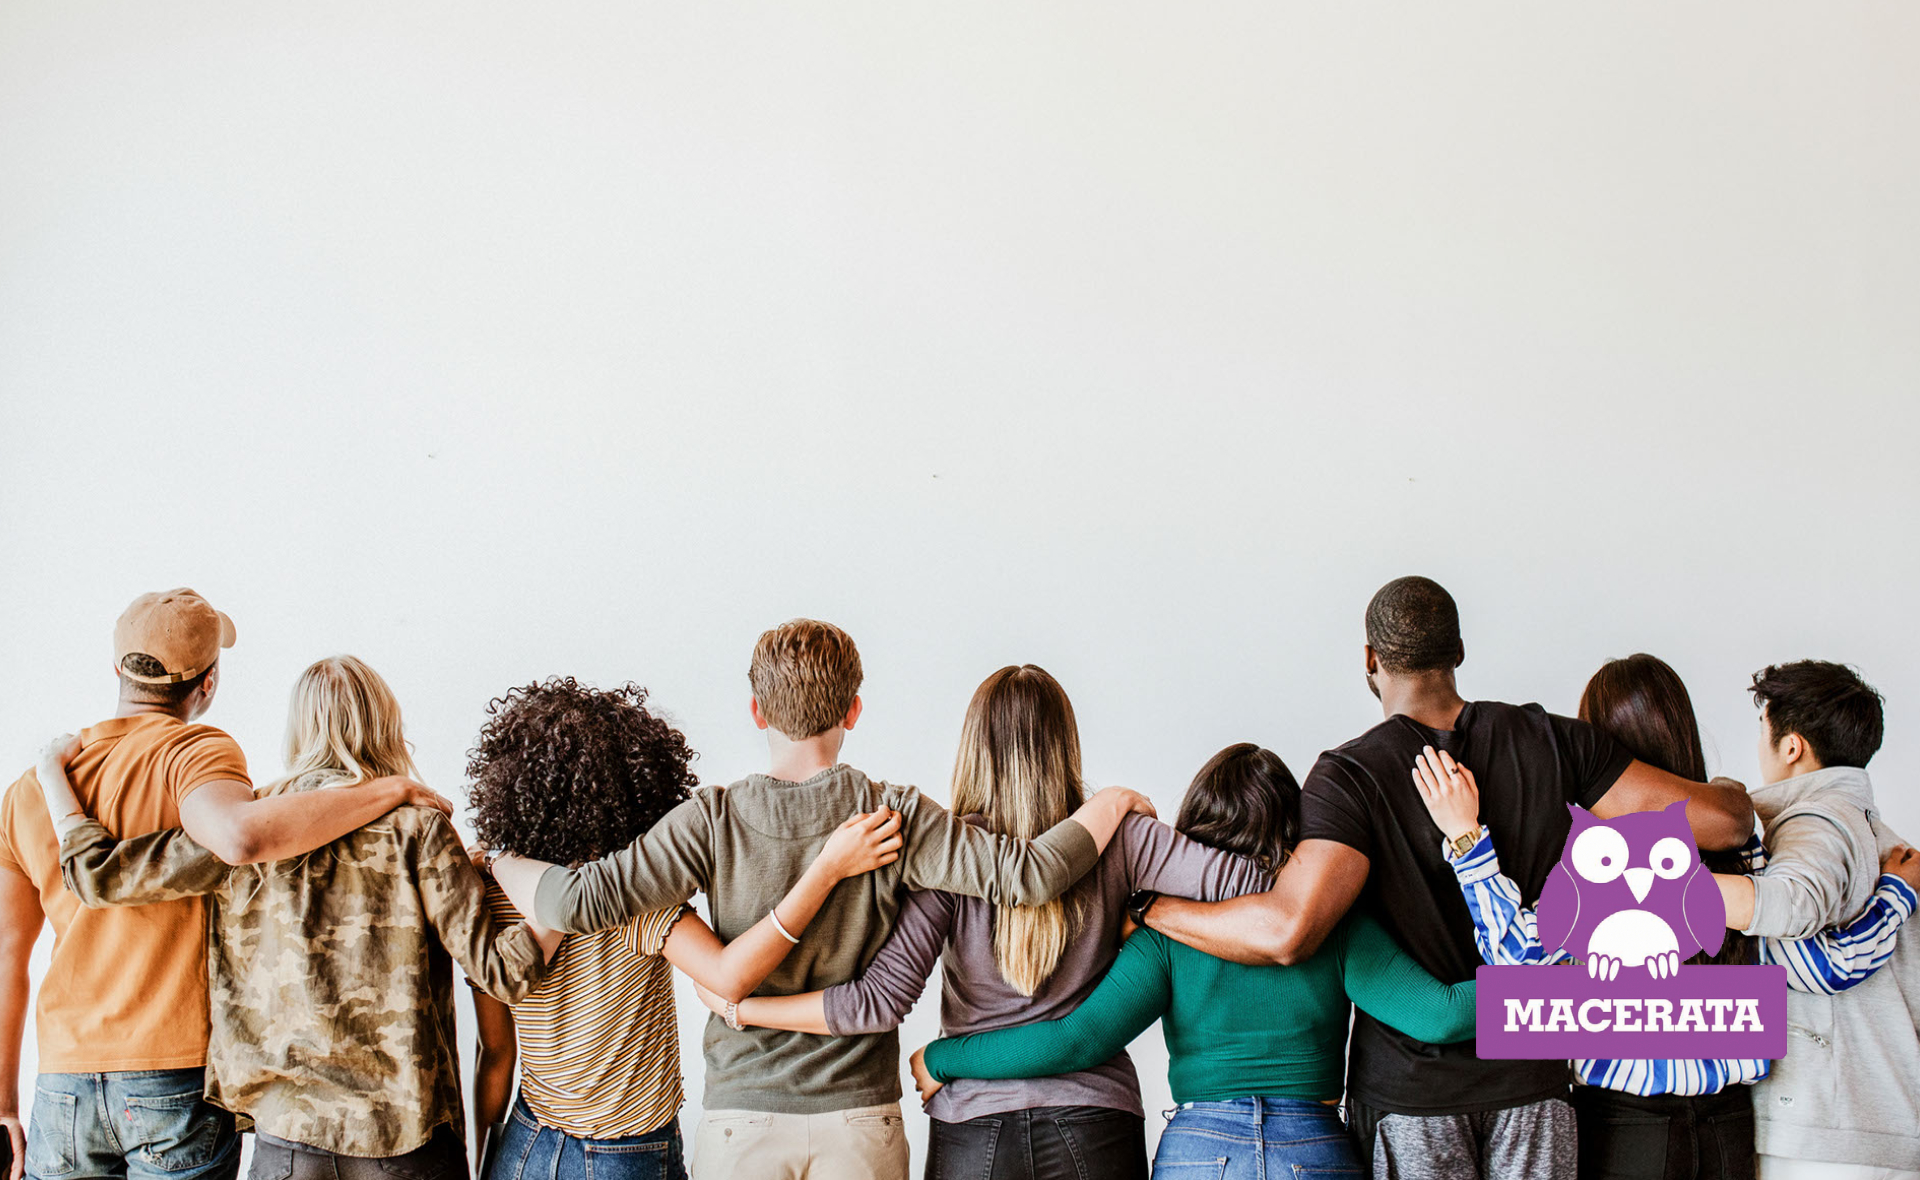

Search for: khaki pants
xmin=692 ymin=1104 xmax=908 ymax=1180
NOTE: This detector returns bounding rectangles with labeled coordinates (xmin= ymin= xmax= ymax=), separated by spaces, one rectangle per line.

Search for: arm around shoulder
xmin=1144 ymin=839 xmax=1368 ymax=966
xmin=1591 ymin=762 xmax=1753 ymax=852
xmin=529 ymin=795 xmax=714 ymax=934
xmin=898 ymin=786 xmax=1143 ymax=907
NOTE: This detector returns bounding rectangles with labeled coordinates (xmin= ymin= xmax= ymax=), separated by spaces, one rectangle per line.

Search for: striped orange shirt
xmin=483 ymin=882 xmax=688 ymax=1137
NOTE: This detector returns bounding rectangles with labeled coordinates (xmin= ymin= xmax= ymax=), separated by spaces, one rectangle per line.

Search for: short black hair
xmin=1750 ymin=661 xmax=1884 ymax=770
xmin=466 ymin=678 xmax=699 ymax=865
xmin=1175 ymin=743 xmax=1301 ymax=872
xmin=118 ymin=654 xmax=213 ymax=706
xmin=1365 ymin=576 xmax=1463 ymax=674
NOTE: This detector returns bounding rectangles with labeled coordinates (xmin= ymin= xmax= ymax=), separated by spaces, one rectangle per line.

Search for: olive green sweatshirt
xmin=532 ymin=763 xmax=1101 ymax=1114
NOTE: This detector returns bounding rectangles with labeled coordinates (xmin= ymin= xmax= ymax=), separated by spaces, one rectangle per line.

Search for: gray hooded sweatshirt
xmin=1744 ymin=766 xmax=1920 ymax=1170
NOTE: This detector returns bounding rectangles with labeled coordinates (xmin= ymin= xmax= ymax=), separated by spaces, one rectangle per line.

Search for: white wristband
xmin=723 ymin=1000 xmax=744 ymax=1031
xmin=769 ymin=908 xmax=801 ymax=944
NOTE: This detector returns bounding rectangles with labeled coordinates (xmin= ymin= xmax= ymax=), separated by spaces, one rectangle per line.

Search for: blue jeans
xmin=26 ymin=1070 xmax=239 ymax=1180
xmin=486 ymin=1097 xmax=685 ymax=1180
xmin=1150 ymin=1098 xmax=1360 ymax=1179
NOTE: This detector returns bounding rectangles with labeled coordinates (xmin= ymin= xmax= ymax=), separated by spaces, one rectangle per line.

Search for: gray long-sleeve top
xmin=822 ymin=812 xmax=1273 ymax=1123
xmin=1744 ymin=766 xmax=1880 ymax=940
xmin=1743 ymin=765 xmax=1920 ymax=1169
xmin=531 ymin=763 xmax=1101 ymax=1114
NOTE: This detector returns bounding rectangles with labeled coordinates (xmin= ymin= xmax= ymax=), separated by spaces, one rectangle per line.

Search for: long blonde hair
xmin=268 ymin=655 xmax=419 ymax=795
xmin=950 ymin=665 xmax=1086 ymax=996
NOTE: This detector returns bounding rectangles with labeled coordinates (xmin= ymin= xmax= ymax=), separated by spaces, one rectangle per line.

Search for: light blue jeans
xmin=1150 ymin=1097 xmax=1361 ymax=1179
xmin=487 ymin=1097 xmax=685 ymax=1180
xmin=26 ymin=1070 xmax=239 ymax=1180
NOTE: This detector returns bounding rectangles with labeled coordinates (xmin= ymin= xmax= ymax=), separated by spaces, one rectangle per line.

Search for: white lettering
xmin=1677 ymin=998 xmax=1707 ymax=1032
xmin=1545 ymin=998 xmax=1578 ymax=1032
xmin=1730 ymin=999 xmax=1763 ymax=1033
xmin=1504 ymin=998 xmax=1544 ymax=1032
xmin=1645 ymin=999 xmax=1674 ymax=1032
xmin=1578 ymin=998 xmax=1611 ymax=1032
xmin=1614 ymin=999 xmax=1643 ymax=1033
xmin=1706 ymin=998 xmax=1734 ymax=1032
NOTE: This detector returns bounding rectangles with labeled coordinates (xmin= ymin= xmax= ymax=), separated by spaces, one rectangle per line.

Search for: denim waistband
xmin=1174 ymin=1096 xmax=1342 ymax=1118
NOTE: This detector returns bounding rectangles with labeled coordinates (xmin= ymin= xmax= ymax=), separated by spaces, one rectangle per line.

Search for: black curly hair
xmin=466 ymin=678 xmax=699 ymax=865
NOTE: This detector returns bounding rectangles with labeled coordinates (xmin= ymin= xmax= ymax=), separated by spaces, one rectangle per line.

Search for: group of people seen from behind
xmin=1 ymin=579 xmax=1915 ymax=1180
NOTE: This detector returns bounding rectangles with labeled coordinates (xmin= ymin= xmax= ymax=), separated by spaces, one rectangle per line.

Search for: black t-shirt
xmin=1299 ymin=700 xmax=1633 ymax=1115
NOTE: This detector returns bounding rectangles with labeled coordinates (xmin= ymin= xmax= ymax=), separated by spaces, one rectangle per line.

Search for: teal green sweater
xmin=924 ymin=914 xmax=1476 ymax=1103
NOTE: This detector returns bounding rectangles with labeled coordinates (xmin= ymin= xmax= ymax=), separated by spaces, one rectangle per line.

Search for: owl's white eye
xmin=1571 ymin=825 xmax=1629 ymax=883
xmin=1650 ymin=836 xmax=1692 ymax=879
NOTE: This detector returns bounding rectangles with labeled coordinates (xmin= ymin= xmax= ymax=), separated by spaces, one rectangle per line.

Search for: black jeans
xmin=925 ymin=1106 xmax=1147 ymax=1180
xmin=249 ymin=1126 xmax=469 ymax=1180
xmin=1571 ymin=1085 xmax=1756 ymax=1180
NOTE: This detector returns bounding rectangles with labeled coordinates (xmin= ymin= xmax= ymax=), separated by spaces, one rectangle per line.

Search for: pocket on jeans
xmin=1056 ymin=1109 xmax=1146 ymax=1177
xmin=123 ymin=1091 xmax=229 ymax=1174
xmin=247 ymin=1139 xmax=295 ymax=1180
xmin=1147 ymin=1161 xmax=1226 ymax=1180
xmin=26 ymin=1087 xmax=77 ymax=1179
xmin=927 ymin=1117 xmax=999 ymax=1180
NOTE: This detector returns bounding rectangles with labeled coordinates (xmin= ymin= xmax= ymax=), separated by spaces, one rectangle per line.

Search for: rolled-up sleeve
xmin=414 ymin=813 xmax=549 ymax=1003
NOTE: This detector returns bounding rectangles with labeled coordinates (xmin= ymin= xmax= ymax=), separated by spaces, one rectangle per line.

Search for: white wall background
xmin=3 ymin=2 xmax=1917 ymax=1170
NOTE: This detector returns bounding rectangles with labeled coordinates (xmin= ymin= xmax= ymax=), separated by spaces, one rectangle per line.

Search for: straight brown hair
xmin=1579 ymin=653 xmax=1752 ymax=966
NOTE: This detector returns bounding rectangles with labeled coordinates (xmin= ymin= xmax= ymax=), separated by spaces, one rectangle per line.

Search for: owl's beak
xmin=1624 ymin=867 xmax=1654 ymax=902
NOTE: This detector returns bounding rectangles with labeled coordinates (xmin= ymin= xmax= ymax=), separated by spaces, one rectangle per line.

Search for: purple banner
xmin=1474 ymin=964 xmax=1788 ymax=1059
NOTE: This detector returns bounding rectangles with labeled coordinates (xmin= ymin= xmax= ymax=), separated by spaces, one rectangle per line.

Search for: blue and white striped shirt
xmin=1448 ymin=830 xmax=1916 ymax=1097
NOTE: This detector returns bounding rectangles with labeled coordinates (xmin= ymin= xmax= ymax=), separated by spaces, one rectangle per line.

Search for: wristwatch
xmin=1126 ymin=890 xmax=1160 ymax=927
xmin=1444 ymin=828 xmax=1481 ymax=860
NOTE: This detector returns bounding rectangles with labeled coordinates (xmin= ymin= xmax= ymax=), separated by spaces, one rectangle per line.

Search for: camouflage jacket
xmin=58 ymin=772 xmax=548 ymax=1156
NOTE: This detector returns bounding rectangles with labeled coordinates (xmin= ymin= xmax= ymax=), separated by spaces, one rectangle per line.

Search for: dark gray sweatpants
xmin=1349 ymin=1097 xmax=1576 ymax=1180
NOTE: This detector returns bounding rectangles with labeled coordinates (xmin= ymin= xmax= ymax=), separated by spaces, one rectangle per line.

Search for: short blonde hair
xmin=750 ymin=620 xmax=863 ymax=739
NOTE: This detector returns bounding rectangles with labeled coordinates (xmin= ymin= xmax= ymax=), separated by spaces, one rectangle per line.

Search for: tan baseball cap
xmin=114 ymin=588 xmax=237 ymax=684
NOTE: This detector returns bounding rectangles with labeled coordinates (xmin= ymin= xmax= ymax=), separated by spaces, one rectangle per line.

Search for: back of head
xmin=467 ymin=677 xmax=699 ymax=864
xmin=1582 ymin=654 xmax=1754 ymax=965
xmin=1578 ymin=654 xmax=1708 ymax=782
xmin=1175 ymin=743 xmax=1301 ymax=872
xmin=749 ymin=619 xmax=863 ymax=740
xmin=1751 ymin=660 xmax=1884 ymax=769
xmin=277 ymin=655 xmax=418 ymax=792
xmin=1365 ymin=576 xmax=1463 ymax=674
xmin=951 ymin=664 xmax=1087 ymax=996
xmin=114 ymin=587 xmax=237 ymax=710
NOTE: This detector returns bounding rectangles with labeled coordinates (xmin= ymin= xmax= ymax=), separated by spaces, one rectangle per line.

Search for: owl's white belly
xmin=1584 ymin=909 xmax=1679 ymax=967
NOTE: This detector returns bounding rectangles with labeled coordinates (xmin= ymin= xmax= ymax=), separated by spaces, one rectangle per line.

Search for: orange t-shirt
xmin=0 ymin=714 xmax=250 ymax=1072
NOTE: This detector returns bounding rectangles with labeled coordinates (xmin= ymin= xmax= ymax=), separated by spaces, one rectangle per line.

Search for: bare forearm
xmin=1716 ymin=874 xmax=1756 ymax=930
xmin=698 ymin=864 xmax=842 ymax=1002
xmin=1688 ymin=781 xmax=1757 ymax=852
xmin=1146 ymin=892 xmax=1315 ymax=965
xmin=490 ymin=855 xmax=553 ymax=922
xmin=472 ymin=1050 xmax=515 ymax=1131
xmin=184 ymin=780 xmax=409 ymax=864
xmin=736 ymin=992 xmax=832 ymax=1035
xmin=0 ymin=953 xmax=29 ymax=1116
xmin=1146 ymin=840 xmax=1365 ymax=966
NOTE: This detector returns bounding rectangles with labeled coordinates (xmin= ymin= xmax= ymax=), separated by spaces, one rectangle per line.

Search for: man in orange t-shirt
xmin=0 ymin=589 xmax=452 ymax=1180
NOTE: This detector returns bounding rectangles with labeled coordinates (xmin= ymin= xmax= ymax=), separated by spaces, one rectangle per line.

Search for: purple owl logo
xmin=1537 ymin=801 xmax=1726 ymax=981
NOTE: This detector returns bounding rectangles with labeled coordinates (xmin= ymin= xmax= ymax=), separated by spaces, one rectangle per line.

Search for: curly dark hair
xmin=466 ymin=678 xmax=699 ymax=865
